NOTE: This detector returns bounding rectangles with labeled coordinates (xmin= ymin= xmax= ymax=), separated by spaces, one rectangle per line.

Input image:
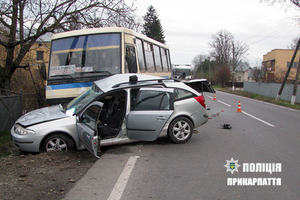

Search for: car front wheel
xmin=168 ymin=117 xmax=193 ymax=144
xmin=43 ymin=134 xmax=74 ymax=152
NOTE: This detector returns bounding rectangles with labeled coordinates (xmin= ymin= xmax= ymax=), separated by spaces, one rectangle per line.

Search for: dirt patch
xmin=0 ymin=147 xmax=97 ymax=200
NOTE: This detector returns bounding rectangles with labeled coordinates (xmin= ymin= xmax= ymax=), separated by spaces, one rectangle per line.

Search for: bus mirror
xmin=41 ymin=63 xmax=47 ymax=80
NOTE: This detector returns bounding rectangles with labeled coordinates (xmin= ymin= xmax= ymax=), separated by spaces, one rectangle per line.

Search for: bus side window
xmin=125 ymin=46 xmax=137 ymax=73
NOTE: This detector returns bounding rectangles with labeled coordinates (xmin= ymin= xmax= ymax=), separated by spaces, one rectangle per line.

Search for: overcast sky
xmin=132 ymin=0 xmax=300 ymax=67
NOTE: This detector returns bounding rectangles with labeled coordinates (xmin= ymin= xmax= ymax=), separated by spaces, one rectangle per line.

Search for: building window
xmin=287 ymin=62 xmax=298 ymax=68
xmin=36 ymin=51 xmax=44 ymax=61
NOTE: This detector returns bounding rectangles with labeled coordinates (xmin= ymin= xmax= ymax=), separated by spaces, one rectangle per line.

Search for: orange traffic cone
xmin=236 ymin=101 xmax=242 ymax=113
xmin=213 ymin=93 xmax=217 ymax=101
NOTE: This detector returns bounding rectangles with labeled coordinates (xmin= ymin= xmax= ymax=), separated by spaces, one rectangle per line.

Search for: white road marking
xmin=217 ymin=100 xmax=232 ymax=107
xmin=108 ymin=156 xmax=139 ymax=200
xmin=206 ymin=95 xmax=231 ymax=107
xmin=207 ymin=94 xmax=275 ymax=127
xmin=206 ymin=95 xmax=213 ymax=99
xmin=242 ymin=111 xmax=275 ymax=127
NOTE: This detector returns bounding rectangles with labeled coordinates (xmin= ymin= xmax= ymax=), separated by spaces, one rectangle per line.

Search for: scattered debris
xmin=211 ymin=112 xmax=221 ymax=117
xmin=208 ymin=110 xmax=224 ymax=119
xmin=221 ymin=124 xmax=232 ymax=129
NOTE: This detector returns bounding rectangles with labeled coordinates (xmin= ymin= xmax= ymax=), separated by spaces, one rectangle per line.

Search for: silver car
xmin=11 ymin=74 xmax=210 ymax=157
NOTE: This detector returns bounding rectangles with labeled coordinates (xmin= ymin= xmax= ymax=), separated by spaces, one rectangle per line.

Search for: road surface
xmin=64 ymin=91 xmax=300 ymax=200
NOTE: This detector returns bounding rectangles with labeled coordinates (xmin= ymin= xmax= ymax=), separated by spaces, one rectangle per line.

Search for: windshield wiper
xmin=50 ymin=74 xmax=76 ymax=80
xmin=83 ymin=71 xmax=111 ymax=75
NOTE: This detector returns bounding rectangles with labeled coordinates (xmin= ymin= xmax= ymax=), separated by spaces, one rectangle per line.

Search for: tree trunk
xmin=0 ymin=63 xmax=15 ymax=89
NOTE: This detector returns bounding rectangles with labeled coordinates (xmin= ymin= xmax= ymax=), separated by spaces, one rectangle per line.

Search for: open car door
xmin=183 ymin=79 xmax=215 ymax=93
xmin=127 ymin=88 xmax=174 ymax=141
xmin=76 ymin=102 xmax=103 ymax=158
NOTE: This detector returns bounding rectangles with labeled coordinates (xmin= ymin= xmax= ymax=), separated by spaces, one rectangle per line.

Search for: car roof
xmin=93 ymin=73 xmax=201 ymax=96
xmin=182 ymin=78 xmax=208 ymax=83
xmin=94 ymin=73 xmax=164 ymax=93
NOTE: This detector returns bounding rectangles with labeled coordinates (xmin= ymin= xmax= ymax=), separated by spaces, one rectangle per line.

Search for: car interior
xmin=97 ymin=90 xmax=127 ymax=139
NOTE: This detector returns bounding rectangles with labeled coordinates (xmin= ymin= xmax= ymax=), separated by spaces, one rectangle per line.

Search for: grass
xmin=0 ymin=131 xmax=14 ymax=158
xmin=215 ymin=87 xmax=300 ymax=110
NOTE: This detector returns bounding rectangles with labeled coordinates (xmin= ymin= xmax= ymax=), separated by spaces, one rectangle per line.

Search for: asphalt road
xmin=64 ymin=91 xmax=300 ymax=200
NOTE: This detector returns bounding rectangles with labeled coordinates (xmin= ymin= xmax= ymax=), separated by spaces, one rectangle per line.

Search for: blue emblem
xmin=230 ymin=162 xmax=235 ymax=170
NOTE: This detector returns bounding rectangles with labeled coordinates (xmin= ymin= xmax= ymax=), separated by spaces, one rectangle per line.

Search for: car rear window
xmin=174 ymin=88 xmax=196 ymax=101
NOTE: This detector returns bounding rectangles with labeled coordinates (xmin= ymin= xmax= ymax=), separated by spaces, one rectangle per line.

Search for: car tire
xmin=43 ymin=134 xmax=75 ymax=152
xmin=168 ymin=117 xmax=193 ymax=144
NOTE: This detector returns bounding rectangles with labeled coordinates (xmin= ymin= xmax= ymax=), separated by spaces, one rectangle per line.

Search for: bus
xmin=43 ymin=27 xmax=172 ymax=105
xmin=171 ymin=65 xmax=193 ymax=80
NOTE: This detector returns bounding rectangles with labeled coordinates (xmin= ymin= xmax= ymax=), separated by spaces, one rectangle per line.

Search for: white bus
xmin=43 ymin=27 xmax=172 ymax=105
xmin=171 ymin=65 xmax=193 ymax=80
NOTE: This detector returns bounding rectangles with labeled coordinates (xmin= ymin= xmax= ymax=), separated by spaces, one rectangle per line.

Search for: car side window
xmin=82 ymin=105 xmax=101 ymax=130
xmin=134 ymin=90 xmax=171 ymax=111
xmin=174 ymin=88 xmax=196 ymax=101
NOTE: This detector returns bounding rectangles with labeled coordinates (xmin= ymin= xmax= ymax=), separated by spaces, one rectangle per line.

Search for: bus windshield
xmin=48 ymin=33 xmax=121 ymax=79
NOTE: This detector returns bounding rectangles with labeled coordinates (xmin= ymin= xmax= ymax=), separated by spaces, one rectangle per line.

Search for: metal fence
xmin=243 ymin=82 xmax=300 ymax=104
xmin=0 ymin=89 xmax=23 ymax=132
xmin=1 ymin=89 xmax=44 ymax=132
xmin=225 ymin=82 xmax=244 ymax=88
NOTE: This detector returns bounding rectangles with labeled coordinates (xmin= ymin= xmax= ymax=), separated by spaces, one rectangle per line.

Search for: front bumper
xmin=10 ymin=127 xmax=41 ymax=152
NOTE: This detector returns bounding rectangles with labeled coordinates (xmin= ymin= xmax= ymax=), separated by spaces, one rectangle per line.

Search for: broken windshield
xmin=66 ymin=83 xmax=103 ymax=114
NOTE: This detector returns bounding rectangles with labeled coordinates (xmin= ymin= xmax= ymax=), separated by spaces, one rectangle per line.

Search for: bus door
xmin=125 ymin=46 xmax=137 ymax=73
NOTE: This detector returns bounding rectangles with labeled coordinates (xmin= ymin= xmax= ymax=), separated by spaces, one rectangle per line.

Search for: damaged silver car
xmin=11 ymin=74 xmax=212 ymax=157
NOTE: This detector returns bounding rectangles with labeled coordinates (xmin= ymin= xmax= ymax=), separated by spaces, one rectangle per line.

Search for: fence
xmin=225 ymin=82 xmax=244 ymax=88
xmin=0 ymin=89 xmax=23 ymax=132
xmin=0 ymin=89 xmax=42 ymax=132
xmin=243 ymin=82 xmax=300 ymax=104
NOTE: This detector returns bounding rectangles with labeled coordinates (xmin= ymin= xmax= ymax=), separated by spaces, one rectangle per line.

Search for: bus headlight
xmin=14 ymin=125 xmax=36 ymax=135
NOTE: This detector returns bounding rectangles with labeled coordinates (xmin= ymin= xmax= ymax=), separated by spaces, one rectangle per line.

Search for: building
xmin=0 ymin=41 xmax=50 ymax=70
xmin=235 ymin=70 xmax=249 ymax=82
xmin=263 ymin=49 xmax=299 ymax=82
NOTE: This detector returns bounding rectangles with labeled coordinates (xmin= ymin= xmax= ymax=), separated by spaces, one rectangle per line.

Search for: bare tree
xmin=192 ymin=54 xmax=207 ymax=71
xmin=209 ymin=30 xmax=233 ymax=69
xmin=231 ymin=40 xmax=249 ymax=72
xmin=209 ymin=30 xmax=249 ymax=87
xmin=0 ymin=0 xmax=136 ymax=89
xmin=252 ymin=67 xmax=265 ymax=82
xmin=289 ymin=0 xmax=300 ymax=7
xmin=288 ymin=37 xmax=299 ymax=49
xmin=215 ymin=64 xmax=231 ymax=87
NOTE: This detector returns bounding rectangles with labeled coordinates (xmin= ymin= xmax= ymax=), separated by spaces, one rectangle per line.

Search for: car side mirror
xmin=76 ymin=114 xmax=85 ymax=123
xmin=77 ymin=114 xmax=90 ymax=123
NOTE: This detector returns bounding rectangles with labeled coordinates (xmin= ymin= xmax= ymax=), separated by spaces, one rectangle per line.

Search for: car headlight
xmin=14 ymin=124 xmax=36 ymax=135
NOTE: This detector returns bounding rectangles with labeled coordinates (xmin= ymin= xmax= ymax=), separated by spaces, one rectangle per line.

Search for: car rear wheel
xmin=43 ymin=134 xmax=74 ymax=152
xmin=168 ymin=117 xmax=193 ymax=144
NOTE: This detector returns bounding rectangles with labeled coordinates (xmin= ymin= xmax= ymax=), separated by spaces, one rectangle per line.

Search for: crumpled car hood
xmin=16 ymin=105 xmax=69 ymax=127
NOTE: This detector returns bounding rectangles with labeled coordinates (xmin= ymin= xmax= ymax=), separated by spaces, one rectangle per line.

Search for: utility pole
xmin=291 ymin=57 xmax=300 ymax=105
xmin=276 ymin=37 xmax=300 ymax=101
xmin=208 ymin=57 xmax=211 ymax=82
xmin=232 ymin=42 xmax=235 ymax=91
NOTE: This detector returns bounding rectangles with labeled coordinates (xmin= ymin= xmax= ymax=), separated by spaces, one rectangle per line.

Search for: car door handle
xmin=87 ymin=135 xmax=91 ymax=140
xmin=157 ymin=116 xmax=166 ymax=121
